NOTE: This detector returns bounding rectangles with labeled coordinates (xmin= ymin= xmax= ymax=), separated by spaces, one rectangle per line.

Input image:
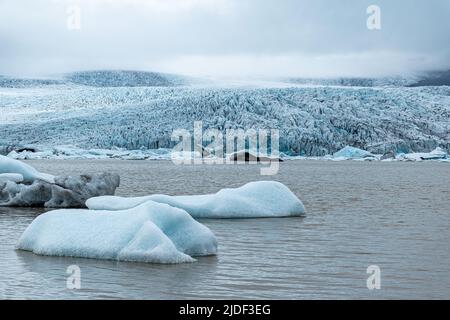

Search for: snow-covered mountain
xmin=0 ymin=71 xmax=449 ymax=156
xmin=0 ymin=75 xmax=63 ymax=88
xmin=64 ymin=70 xmax=188 ymax=87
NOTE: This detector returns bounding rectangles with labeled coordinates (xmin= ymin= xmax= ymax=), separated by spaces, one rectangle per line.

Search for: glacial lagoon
xmin=1 ymin=160 xmax=449 ymax=299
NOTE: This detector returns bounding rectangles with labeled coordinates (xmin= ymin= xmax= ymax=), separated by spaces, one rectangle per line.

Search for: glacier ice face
xmin=7 ymin=145 xmax=450 ymax=163
xmin=87 ymin=181 xmax=305 ymax=218
xmin=17 ymin=201 xmax=218 ymax=264
xmin=0 ymin=173 xmax=120 ymax=208
xmin=0 ymin=155 xmax=55 ymax=183
xmin=64 ymin=70 xmax=185 ymax=87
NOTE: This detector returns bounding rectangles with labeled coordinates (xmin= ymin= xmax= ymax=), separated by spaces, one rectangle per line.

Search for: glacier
xmin=1 ymin=72 xmax=449 ymax=157
xmin=396 ymin=147 xmax=448 ymax=161
xmin=65 ymin=70 xmax=188 ymax=87
xmin=86 ymin=181 xmax=305 ymax=218
xmin=0 ymin=155 xmax=55 ymax=183
xmin=17 ymin=201 xmax=218 ymax=264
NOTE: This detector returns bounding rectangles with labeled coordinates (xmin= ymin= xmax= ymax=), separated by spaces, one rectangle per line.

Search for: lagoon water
xmin=1 ymin=160 xmax=449 ymax=299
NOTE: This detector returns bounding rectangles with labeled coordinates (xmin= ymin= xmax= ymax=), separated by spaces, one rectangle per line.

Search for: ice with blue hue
xmin=86 ymin=181 xmax=305 ymax=218
xmin=0 ymin=173 xmax=24 ymax=183
xmin=333 ymin=146 xmax=376 ymax=160
xmin=0 ymin=155 xmax=55 ymax=183
xmin=17 ymin=201 xmax=218 ymax=264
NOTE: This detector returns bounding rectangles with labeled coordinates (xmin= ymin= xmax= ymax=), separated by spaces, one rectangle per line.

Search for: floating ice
xmin=17 ymin=201 xmax=218 ymax=264
xmin=0 ymin=173 xmax=24 ymax=183
xmin=7 ymin=146 xmax=173 ymax=161
xmin=1 ymin=81 xmax=449 ymax=157
xmin=398 ymin=147 xmax=448 ymax=161
xmin=227 ymin=150 xmax=281 ymax=163
xmin=333 ymin=146 xmax=376 ymax=160
xmin=0 ymin=155 xmax=55 ymax=183
xmin=87 ymin=181 xmax=305 ymax=218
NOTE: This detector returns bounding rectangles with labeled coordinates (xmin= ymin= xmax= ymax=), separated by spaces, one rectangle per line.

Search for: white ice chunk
xmin=0 ymin=173 xmax=119 ymax=208
xmin=0 ymin=173 xmax=24 ymax=183
xmin=17 ymin=201 xmax=218 ymax=264
xmin=1 ymin=155 xmax=55 ymax=183
xmin=87 ymin=181 xmax=305 ymax=218
xmin=7 ymin=146 xmax=173 ymax=160
xmin=333 ymin=146 xmax=375 ymax=160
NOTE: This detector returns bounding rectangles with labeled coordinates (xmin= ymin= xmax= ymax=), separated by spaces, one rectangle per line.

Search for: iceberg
xmin=87 ymin=181 xmax=305 ymax=218
xmin=2 ymin=81 xmax=450 ymax=157
xmin=17 ymin=201 xmax=218 ymax=264
xmin=333 ymin=146 xmax=376 ymax=160
xmin=0 ymin=173 xmax=24 ymax=183
xmin=0 ymin=155 xmax=55 ymax=183
xmin=226 ymin=150 xmax=282 ymax=163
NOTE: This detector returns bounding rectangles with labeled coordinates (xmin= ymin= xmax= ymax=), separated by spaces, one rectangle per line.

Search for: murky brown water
xmin=1 ymin=160 xmax=449 ymax=299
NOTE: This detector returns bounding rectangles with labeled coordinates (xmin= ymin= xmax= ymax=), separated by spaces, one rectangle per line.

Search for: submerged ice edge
xmin=17 ymin=201 xmax=218 ymax=264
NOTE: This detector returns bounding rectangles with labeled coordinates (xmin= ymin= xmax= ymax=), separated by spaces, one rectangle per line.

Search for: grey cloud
xmin=0 ymin=0 xmax=449 ymax=77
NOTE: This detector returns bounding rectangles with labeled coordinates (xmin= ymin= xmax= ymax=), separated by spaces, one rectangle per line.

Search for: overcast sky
xmin=0 ymin=0 xmax=449 ymax=78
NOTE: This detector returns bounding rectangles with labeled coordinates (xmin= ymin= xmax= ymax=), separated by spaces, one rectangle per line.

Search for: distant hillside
xmin=64 ymin=70 xmax=186 ymax=87
xmin=408 ymin=70 xmax=450 ymax=87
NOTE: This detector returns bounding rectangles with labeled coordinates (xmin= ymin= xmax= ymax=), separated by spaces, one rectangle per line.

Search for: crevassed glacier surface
xmin=17 ymin=201 xmax=218 ymax=264
xmin=87 ymin=181 xmax=306 ymax=218
xmin=1 ymin=74 xmax=449 ymax=156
